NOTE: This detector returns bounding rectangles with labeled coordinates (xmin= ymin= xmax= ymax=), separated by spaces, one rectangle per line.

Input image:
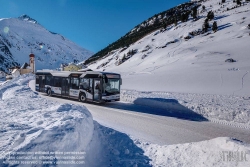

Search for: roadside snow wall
xmin=121 ymin=89 xmax=250 ymax=129
xmin=0 ymin=74 xmax=94 ymax=167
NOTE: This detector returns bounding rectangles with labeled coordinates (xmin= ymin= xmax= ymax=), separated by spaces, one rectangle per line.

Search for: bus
xmin=35 ymin=70 xmax=122 ymax=103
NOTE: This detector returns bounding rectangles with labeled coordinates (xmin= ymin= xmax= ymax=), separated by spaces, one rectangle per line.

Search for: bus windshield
xmin=103 ymin=78 xmax=120 ymax=94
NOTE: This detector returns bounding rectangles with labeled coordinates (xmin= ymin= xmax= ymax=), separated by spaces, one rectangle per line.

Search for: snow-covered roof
xmin=12 ymin=69 xmax=19 ymax=74
xmin=80 ymin=71 xmax=120 ymax=78
xmin=36 ymin=70 xmax=120 ymax=78
xmin=77 ymin=68 xmax=92 ymax=72
xmin=36 ymin=70 xmax=84 ymax=77
xmin=50 ymin=71 xmax=83 ymax=77
xmin=20 ymin=62 xmax=29 ymax=69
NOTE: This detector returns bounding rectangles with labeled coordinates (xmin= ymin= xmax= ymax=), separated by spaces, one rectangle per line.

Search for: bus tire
xmin=47 ymin=88 xmax=52 ymax=96
xmin=79 ymin=93 xmax=86 ymax=102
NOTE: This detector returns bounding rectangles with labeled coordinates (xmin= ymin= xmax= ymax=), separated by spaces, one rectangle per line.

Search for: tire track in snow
xmin=241 ymin=71 xmax=249 ymax=88
xmin=220 ymin=73 xmax=224 ymax=87
xmin=233 ymin=71 xmax=249 ymax=95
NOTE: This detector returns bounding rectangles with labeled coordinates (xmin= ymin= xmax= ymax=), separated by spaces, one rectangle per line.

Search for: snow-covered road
xmin=43 ymin=95 xmax=250 ymax=145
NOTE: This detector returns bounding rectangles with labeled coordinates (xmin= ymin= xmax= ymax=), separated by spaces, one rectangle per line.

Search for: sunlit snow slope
xmin=0 ymin=15 xmax=93 ymax=72
xmin=89 ymin=0 xmax=250 ymax=96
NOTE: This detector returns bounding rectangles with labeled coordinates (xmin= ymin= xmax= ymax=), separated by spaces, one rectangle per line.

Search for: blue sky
xmin=0 ymin=0 xmax=188 ymax=53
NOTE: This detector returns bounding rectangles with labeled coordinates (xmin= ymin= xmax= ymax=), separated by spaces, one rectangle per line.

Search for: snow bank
xmin=136 ymin=137 xmax=250 ymax=167
xmin=85 ymin=123 xmax=250 ymax=167
xmin=121 ymin=89 xmax=250 ymax=129
xmin=85 ymin=122 xmax=152 ymax=167
xmin=28 ymin=79 xmax=35 ymax=92
xmin=0 ymin=74 xmax=94 ymax=166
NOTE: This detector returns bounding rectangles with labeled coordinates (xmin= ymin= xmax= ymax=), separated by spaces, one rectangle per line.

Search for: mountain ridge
xmin=88 ymin=0 xmax=250 ymax=96
xmin=84 ymin=1 xmax=200 ymax=65
xmin=0 ymin=15 xmax=93 ymax=72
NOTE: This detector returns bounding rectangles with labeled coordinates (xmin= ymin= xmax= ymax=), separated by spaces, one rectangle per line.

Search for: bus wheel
xmin=47 ymin=88 xmax=52 ymax=96
xmin=79 ymin=93 xmax=86 ymax=102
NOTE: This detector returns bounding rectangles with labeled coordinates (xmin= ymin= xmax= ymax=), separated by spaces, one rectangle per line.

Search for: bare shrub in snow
xmin=225 ymin=58 xmax=237 ymax=63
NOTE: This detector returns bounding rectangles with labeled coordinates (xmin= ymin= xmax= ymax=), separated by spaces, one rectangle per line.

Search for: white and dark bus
xmin=35 ymin=70 xmax=122 ymax=103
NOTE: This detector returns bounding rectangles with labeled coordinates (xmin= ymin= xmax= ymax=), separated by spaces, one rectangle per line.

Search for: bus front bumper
xmin=102 ymin=94 xmax=120 ymax=101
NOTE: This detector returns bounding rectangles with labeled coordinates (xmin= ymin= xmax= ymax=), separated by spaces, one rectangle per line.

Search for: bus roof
xmin=80 ymin=71 xmax=120 ymax=78
xmin=36 ymin=70 xmax=120 ymax=78
xmin=36 ymin=70 xmax=83 ymax=77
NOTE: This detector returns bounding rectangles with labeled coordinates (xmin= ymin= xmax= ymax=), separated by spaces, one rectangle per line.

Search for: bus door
xmin=39 ymin=76 xmax=45 ymax=92
xmin=61 ymin=78 xmax=69 ymax=96
xmin=93 ymin=79 xmax=101 ymax=101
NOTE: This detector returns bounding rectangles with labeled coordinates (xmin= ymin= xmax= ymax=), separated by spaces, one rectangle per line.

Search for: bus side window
xmin=36 ymin=76 xmax=39 ymax=84
xmin=42 ymin=76 xmax=46 ymax=85
xmin=50 ymin=77 xmax=54 ymax=86
xmin=46 ymin=76 xmax=52 ymax=85
xmin=54 ymin=77 xmax=62 ymax=87
xmin=80 ymin=78 xmax=90 ymax=90
xmin=54 ymin=77 xmax=58 ymax=87
xmin=71 ymin=78 xmax=79 ymax=89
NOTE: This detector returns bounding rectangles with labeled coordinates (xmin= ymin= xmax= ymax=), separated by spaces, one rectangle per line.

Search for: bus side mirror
xmin=120 ymin=78 xmax=122 ymax=85
xmin=105 ymin=77 xmax=108 ymax=83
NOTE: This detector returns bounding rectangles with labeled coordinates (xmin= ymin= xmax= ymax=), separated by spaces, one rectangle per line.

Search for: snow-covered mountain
xmin=0 ymin=14 xmax=93 ymax=72
xmin=88 ymin=0 xmax=250 ymax=96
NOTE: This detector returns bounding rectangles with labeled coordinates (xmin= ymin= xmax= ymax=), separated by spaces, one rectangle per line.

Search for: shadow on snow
xmin=218 ymin=23 xmax=232 ymax=31
xmin=102 ymin=98 xmax=208 ymax=122
xmin=40 ymin=94 xmax=208 ymax=122
xmin=85 ymin=121 xmax=152 ymax=167
xmin=214 ymin=15 xmax=229 ymax=20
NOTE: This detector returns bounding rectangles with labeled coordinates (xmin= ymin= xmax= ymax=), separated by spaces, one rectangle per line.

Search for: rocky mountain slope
xmin=84 ymin=1 xmax=200 ymax=64
xmin=0 ymin=15 xmax=93 ymax=72
xmin=87 ymin=0 xmax=250 ymax=96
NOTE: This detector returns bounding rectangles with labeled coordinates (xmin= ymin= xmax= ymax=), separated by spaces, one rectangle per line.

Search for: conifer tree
xmin=212 ymin=21 xmax=218 ymax=32
xmin=163 ymin=22 xmax=167 ymax=29
xmin=237 ymin=0 xmax=242 ymax=6
xmin=174 ymin=17 xmax=177 ymax=26
xmin=181 ymin=13 xmax=186 ymax=22
xmin=207 ymin=11 xmax=214 ymax=20
xmin=202 ymin=18 xmax=209 ymax=32
xmin=192 ymin=7 xmax=198 ymax=19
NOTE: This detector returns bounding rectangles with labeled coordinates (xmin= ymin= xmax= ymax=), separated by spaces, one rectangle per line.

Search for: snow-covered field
xmin=121 ymin=89 xmax=250 ymax=129
xmin=88 ymin=0 xmax=250 ymax=97
xmin=0 ymin=75 xmax=249 ymax=167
